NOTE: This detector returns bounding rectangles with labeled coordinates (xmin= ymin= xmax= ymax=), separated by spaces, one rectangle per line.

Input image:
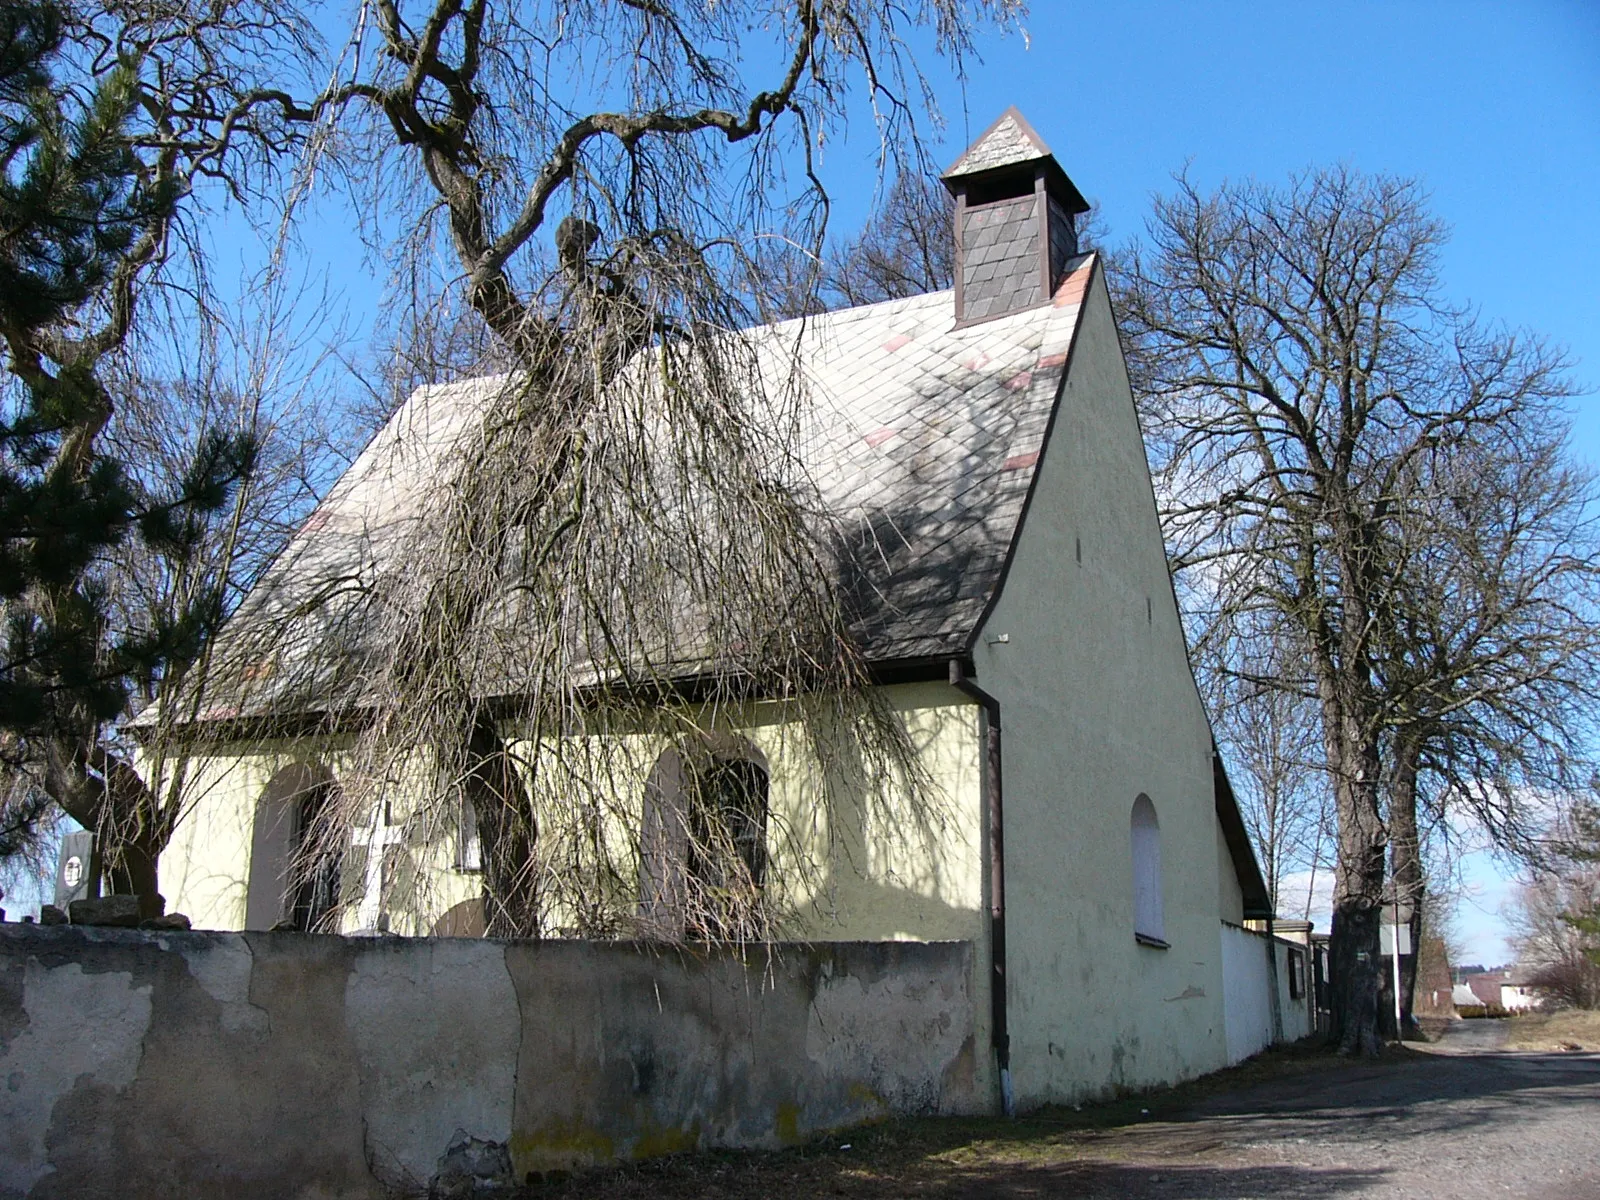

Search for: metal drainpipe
xmin=949 ymin=659 xmax=1013 ymax=1117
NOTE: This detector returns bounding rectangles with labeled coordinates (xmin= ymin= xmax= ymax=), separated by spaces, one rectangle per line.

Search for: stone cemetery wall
xmin=0 ymin=926 xmax=980 ymax=1198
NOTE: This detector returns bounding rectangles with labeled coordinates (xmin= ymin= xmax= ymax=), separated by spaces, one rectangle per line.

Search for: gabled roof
xmin=1213 ymin=749 xmax=1273 ymax=920
xmin=201 ymin=257 xmax=1102 ymax=721
xmin=943 ymin=106 xmax=1053 ymax=178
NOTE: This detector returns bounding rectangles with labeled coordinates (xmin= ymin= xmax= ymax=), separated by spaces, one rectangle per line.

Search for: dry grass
xmin=1504 ymin=1007 xmax=1600 ymax=1051
xmin=526 ymin=1038 xmax=1413 ymax=1198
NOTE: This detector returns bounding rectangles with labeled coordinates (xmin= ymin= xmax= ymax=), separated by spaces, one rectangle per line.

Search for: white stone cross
xmin=351 ymin=807 xmax=406 ymax=932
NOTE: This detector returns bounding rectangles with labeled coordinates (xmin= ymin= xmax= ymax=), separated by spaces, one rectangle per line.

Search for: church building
xmin=156 ymin=108 xmax=1287 ymax=1111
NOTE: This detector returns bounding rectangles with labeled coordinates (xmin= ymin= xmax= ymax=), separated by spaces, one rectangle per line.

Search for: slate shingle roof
xmin=942 ymin=107 xmax=1053 ymax=178
xmin=958 ymin=194 xmax=1044 ymax=324
xmin=210 ymin=255 xmax=1098 ymax=718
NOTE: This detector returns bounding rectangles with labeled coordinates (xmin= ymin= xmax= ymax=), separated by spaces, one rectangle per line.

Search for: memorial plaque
xmin=54 ymin=830 xmax=99 ymax=910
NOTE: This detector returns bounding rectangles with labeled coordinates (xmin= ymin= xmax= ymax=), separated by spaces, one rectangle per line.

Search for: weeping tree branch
xmin=189 ymin=0 xmax=1014 ymax=939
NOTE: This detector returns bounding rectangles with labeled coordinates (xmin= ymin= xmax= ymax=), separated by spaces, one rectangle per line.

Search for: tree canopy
xmin=1114 ymin=166 xmax=1594 ymax=1052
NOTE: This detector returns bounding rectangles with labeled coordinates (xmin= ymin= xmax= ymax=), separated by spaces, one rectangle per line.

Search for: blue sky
xmin=943 ymin=1 xmax=1598 ymax=964
xmin=192 ymin=3 xmax=1599 ymax=962
xmin=918 ymin=2 xmax=1600 ymax=463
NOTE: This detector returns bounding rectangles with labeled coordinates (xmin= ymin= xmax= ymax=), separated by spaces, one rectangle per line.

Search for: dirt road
xmin=560 ymin=1023 xmax=1600 ymax=1199
xmin=1113 ymin=1022 xmax=1600 ymax=1199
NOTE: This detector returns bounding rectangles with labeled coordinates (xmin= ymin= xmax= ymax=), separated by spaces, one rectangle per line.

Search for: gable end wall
xmin=971 ymin=267 xmax=1234 ymax=1105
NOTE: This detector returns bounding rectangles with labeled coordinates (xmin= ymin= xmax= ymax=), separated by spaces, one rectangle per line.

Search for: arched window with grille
xmin=1130 ymin=793 xmax=1166 ymax=946
xmin=289 ymin=778 xmax=343 ymax=932
xmin=246 ymin=763 xmax=343 ymax=932
xmin=639 ymin=738 xmax=769 ymax=940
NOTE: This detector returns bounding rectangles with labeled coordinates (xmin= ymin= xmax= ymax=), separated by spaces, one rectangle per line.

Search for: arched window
xmin=1130 ymin=794 xmax=1165 ymax=946
xmin=289 ymin=779 xmax=343 ymax=932
xmin=639 ymin=738 xmax=769 ymax=940
xmin=688 ymin=756 xmax=769 ymax=892
xmin=246 ymin=764 xmax=343 ymax=932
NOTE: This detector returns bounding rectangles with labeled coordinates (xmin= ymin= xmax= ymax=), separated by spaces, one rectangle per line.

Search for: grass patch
xmin=1504 ymin=1008 xmax=1600 ymax=1051
xmin=529 ymin=1038 xmax=1415 ymax=1198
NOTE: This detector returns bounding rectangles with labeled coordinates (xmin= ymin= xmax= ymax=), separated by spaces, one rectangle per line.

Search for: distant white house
xmin=1457 ymin=967 xmax=1545 ymax=1012
xmin=1501 ymin=971 xmax=1545 ymax=1012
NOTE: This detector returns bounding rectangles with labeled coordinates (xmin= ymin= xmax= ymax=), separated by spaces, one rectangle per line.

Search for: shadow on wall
xmin=797 ymin=692 xmax=979 ymax=942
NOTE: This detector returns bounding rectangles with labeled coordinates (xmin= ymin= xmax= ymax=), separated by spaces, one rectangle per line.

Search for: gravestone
xmin=54 ymin=831 xmax=98 ymax=910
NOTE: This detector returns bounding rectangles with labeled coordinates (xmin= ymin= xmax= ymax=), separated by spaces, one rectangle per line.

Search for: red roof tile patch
xmin=1036 ymin=352 xmax=1067 ymax=368
xmin=1053 ymin=265 xmax=1091 ymax=308
xmin=865 ymin=426 xmax=897 ymax=448
xmin=1004 ymin=370 xmax=1032 ymax=392
xmin=882 ymin=333 xmax=913 ymax=353
xmin=302 ymin=509 xmax=330 ymax=534
xmin=963 ymin=351 xmax=991 ymax=371
xmin=1003 ymin=451 xmax=1039 ymax=471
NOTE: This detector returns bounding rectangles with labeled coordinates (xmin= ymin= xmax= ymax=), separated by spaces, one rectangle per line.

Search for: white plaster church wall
xmin=154 ymin=682 xmax=987 ymax=947
xmin=969 ymin=263 xmax=1235 ymax=1105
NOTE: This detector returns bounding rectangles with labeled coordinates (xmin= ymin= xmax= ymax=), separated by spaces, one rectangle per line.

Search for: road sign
xmin=54 ymin=831 xmax=98 ymax=910
xmin=1379 ymin=922 xmax=1413 ymax=957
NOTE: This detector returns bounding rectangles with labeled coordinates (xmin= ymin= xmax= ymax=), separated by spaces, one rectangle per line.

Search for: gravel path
xmin=563 ymin=1024 xmax=1600 ymax=1199
xmin=1097 ymin=1022 xmax=1600 ymax=1199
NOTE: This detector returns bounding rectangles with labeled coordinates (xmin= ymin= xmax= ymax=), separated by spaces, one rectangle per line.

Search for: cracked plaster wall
xmin=0 ymin=926 xmax=977 ymax=1197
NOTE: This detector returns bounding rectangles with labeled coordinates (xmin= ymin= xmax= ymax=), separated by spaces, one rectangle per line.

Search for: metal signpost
xmin=1380 ymin=896 xmax=1414 ymax=1036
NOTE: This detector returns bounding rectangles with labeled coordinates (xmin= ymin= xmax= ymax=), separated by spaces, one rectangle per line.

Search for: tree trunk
xmin=1329 ymin=815 xmax=1387 ymax=1055
xmin=1321 ymin=678 xmax=1388 ymax=1056
xmin=386 ymin=279 xmax=654 ymax=935
xmin=103 ymin=835 xmax=163 ymax=919
xmin=466 ymin=715 xmax=540 ymax=937
xmin=47 ymin=740 xmax=170 ymax=919
xmin=1388 ymin=730 xmax=1425 ymax=1038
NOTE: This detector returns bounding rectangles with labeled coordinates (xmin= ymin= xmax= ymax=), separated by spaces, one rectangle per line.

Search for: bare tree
xmin=102 ymin=280 xmax=352 ymax=894
xmin=755 ymin=168 xmax=953 ymax=320
xmin=1209 ymin=640 xmax=1331 ymax=917
xmin=194 ymin=0 xmax=1020 ymax=938
xmin=1 ymin=1 xmax=327 ymax=912
xmin=1374 ymin=416 xmax=1600 ymax=1030
xmin=1509 ymin=816 xmax=1600 ymax=1009
xmin=1113 ymin=167 xmax=1578 ymax=1054
xmin=2 ymin=269 xmax=351 ymax=911
xmin=825 ymin=168 xmax=955 ymax=307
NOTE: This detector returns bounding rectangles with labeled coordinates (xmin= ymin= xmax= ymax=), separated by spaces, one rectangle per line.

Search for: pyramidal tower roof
xmin=942 ymin=106 xmax=1053 ymax=179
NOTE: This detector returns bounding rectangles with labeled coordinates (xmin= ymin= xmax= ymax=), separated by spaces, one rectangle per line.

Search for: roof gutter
xmin=143 ymin=655 xmax=963 ymax=745
xmin=948 ymin=658 xmax=1013 ymax=1117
